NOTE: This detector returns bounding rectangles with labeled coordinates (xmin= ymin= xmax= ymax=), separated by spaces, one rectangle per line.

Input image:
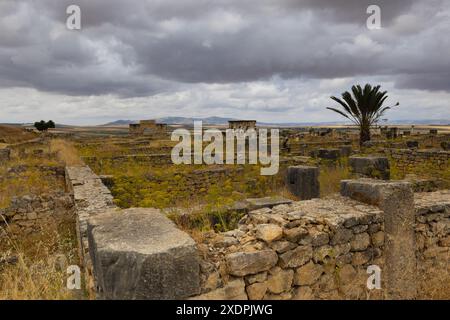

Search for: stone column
xmin=286 ymin=166 xmax=320 ymax=200
xmin=341 ymin=179 xmax=417 ymax=299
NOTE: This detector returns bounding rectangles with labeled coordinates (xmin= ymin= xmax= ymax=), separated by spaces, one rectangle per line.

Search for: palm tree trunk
xmin=360 ymin=123 xmax=371 ymax=146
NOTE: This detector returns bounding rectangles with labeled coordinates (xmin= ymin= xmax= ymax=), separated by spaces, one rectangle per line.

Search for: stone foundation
xmin=0 ymin=192 xmax=74 ymax=239
xmin=384 ymin=149 xmax=450 ymax=177
xmin=64 ymin=164 xmax=449 ymax=300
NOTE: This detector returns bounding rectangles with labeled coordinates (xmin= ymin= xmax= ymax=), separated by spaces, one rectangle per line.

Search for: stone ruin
xmin=129 ymin=120 xmax=168 ymax=135
xmin=64 ymin=164 xmax=449 ymax=300
xmin=228 ymin=120 xmax=257 ymax=130
xmin=285 ymin=166 xmax=320 ymax=200
xmin=382 ymin=127 xmax=399 ymax=139
xmin=129 ymin=123 xmax=142 ymax=134
xmin=349 ymin=156 xmax=390 ymax=180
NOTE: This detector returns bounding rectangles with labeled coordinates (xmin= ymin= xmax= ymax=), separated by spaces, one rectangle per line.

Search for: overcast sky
xmin=1 ymin=0 xmax=449 ymax=125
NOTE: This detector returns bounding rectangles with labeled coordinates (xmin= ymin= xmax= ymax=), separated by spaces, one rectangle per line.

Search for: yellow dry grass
xmin=319 ymin=163 xmax=350 ymax=197
xmin=50 ymin=139 xmax=83 ymax=166
xmin=0 ymin=125 xmax=36 ymax=144
xmin=0 ymin=221 xmax=81 ymax=300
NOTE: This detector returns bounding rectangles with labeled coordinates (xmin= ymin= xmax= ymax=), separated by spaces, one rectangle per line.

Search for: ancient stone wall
xmin=285 ymin=140 xmax=352 ymax=156
xmin=0 ymin=192 xmax=74 ymax=239
xmin=82 ymin=153 xmax=174 ymax=166
xmin=65 ymin=166 xmax=117 ymax=295
xmin=384 ymin=148 xmax=450 ymax=177
xmin=194 ymin=182 xmax=449 ymax=300
xmin=64 ymin=165 xmax=449 ymax=300
xmin=414 ymin=190 xmax=450 ymax=298
xmin=65 ymin=165 xmax=200 ymax=299
xmin=195 ymin=196 xmax=385 ymax=300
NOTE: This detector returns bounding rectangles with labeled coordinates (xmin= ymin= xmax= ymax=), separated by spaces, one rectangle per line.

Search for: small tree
xmin=47 ymin=120 xmax=56 ymax=129
xmin=327 ymin=84 xmax=399 ymax=146
xmin=34 ymin=120 xmax=56 ymax=132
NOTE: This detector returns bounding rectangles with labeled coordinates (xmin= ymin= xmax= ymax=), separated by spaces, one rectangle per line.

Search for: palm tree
xmin=327 ymin=84 xmax=399 ymax=146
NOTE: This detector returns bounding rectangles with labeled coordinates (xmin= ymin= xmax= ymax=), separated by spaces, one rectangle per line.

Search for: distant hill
xmin=102 ymin=117 xmax=450 ymax=127
xmin=101 ymin=120 xmax=138 ymax=126
xmin=103 ymin=117 xmax=236 ymax=126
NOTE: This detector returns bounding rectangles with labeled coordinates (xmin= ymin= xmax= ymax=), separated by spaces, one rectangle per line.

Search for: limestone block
xmin=350 ymin=232 xmax=371 ymax=251
xmin=245 ymin=197 xmax=293 ymax=211
xmin=317 ymin=148 xmax=340 ymax=160
xmin=226 ymin=250 xmax=278 ymax=276
xmin=285 ymin=166 xmax=320 ymax=200
xmin=246 ymin=282 xmax=267 ymax=300
xmin=255 ymin=224 xmax=283 ymax=243
xmin=279 ymin=245 xmax=313 ymax=268
xmin=266 ymin=267 xmax=294 ymax=294
xmin=294 ymin=261 xmax=324 ymax=286
xmin=87 ymin=208 xmax=200 ymax=300
xmin=292 ymin=286 xmax=314 ymax=300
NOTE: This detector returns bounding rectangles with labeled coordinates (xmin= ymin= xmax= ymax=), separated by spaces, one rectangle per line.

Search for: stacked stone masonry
xmin=65 ymin=165 xmax=449 ymax=300
xmin=66 ymin=165 xmax=201 ymax=299
xmin=384 ymin=149 xmax=449 ymax=176
xmin=65 ymin=166 xmax=117 ymax=295
xmin=414 ymin=190 xmax=450 ymax=296
xmin=197 ymin=195 xmax=386 ymax=300
xmin=0 ymin=192 xmax=74 ymax=239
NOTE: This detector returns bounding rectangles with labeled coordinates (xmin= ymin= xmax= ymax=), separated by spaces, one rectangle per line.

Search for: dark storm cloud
xmin=0 ymin=0 xmax=449 ymax=97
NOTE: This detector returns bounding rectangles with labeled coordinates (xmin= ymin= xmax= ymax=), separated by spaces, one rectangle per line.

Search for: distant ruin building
xmin=228 ymin=120 xmax=257 ymax=130
xmin=155 ymin=123 xmax=168 ymax=131
xmin=140 ymin=120 xmax=157 ymax=129
xmin=129 ymin=123 xmax=143 ymax=135
xmin=383 ymin=127 xmax=399 ymax=139
xmin=129 ymin=120 xmax=168 ymax=135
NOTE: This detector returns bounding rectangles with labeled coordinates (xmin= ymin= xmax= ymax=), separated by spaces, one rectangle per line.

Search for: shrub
xmin=34 ymin=120 xmax=56 ymax=132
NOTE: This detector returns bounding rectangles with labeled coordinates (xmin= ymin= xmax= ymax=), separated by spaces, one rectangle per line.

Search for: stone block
xmin=226 ymin=250 xmax=278 ymax=276
xmin=406 ymin=140 xmax=419 ymax=149
xmin=341 ymin=179 xmax=416 ymax=299
xmin=294 ymin=261 xmax=324 ymax=286
xmin=285 ymin=166 xmax=320 ymax=200
xmin=245 ymin=196 xmax=293 ymax=211
xmin=279 ymin=245 xmax=313 ymax=268
xmin=266 ymin=267 xmax=294 ymax=294
xmin=349 ymin=156 xmax=390 ymax=180
xmin=246 ymin=282 xmax=267 ymax=300
xmin=339 ymin=145 xmax=352 ymax=157
xmin=255 ymin=224 xmax=283 ymax=243
xmin=317 ymin=148 xmax=340 ymax=160
xmin=87 ymin=208 xmax=200 ymax=300
xmin=293 ymin=286 xmax=314 ymax=300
